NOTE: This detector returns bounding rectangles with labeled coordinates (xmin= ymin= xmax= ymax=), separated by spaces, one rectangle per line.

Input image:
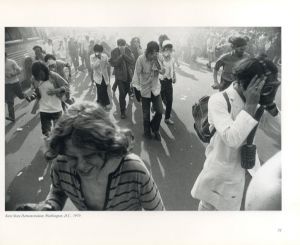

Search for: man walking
xmin=132 ymin=41 xmax=164 ymax=141
xmin=5 ymin=53 xmax=28 ymax=122
xmin=90 ymin=44 xmax=111 ymax=109
xmin=159 ymin=40 xmax=177 ymax=125
xmin=109 ymin=39 xmax=135 ymax=119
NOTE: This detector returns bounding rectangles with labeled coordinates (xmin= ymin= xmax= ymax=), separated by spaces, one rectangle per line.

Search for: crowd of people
xmin=5 ymin=28 xmax=281 ymax=211
xmin=181 ymin=27 xmax=281 ymax=67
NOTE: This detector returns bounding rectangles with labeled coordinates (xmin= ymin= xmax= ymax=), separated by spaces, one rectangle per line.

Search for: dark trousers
xmin=160 ymin=78 xmax=173 ymax=120
xmin=141 ymin=93 xmax=163 ymax=133
xmin=40 ymin=111 xmax=62 ymax=136
xmin=117 ymin=80 xmax=131 ymax=113
xmin=5 ymin=83 xmax=25 ymax=120
xmin=96 ymin=77 xmax=110 ymax=107
xmin=112 ymin=80 xmax=132 ymax=95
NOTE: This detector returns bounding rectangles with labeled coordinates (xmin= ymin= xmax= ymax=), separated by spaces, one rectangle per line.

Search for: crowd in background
xmin=5 ymin=27 xmax=282 ymax=211
xmin=180 ymin=27 xmax=281 ymax=66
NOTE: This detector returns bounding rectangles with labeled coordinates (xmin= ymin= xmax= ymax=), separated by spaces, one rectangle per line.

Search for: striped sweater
xmin=46 ymin=153 xmax=165 ymax=211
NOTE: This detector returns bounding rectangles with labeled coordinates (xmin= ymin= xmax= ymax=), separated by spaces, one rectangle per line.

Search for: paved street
xmin=5 ymin=58 xmax=281 ymax=211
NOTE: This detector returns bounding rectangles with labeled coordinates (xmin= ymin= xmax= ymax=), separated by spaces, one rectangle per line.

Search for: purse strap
xmin=222 ymin=91 xmax=231 ymax=113
xmin=210 ymin=92 xmax=231 ymax=135
xmin=246 ymin=106 xmax=265 ymax=144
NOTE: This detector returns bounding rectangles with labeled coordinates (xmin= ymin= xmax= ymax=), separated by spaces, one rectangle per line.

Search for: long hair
xmin=145 ymin=41 xmax=159 ymax=57
xmin=48 ymin=102 xmax=134 ymax=160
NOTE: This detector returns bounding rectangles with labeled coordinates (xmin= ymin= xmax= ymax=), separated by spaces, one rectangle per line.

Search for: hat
xmin=162 ymin=40 xmax=173 ymax=48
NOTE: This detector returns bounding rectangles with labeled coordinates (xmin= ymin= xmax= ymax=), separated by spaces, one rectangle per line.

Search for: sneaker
xmin=165 ymin=119 xmax=174 ymax=125
xmin=153 ymin=131 xmax=161 ymax=141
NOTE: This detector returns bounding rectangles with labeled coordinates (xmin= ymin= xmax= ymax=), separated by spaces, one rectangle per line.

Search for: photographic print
xmin=5 ymin=26 xmax=281 ymax=211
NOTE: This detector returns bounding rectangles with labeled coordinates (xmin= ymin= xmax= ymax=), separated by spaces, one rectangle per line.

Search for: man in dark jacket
xmin=109 ymin=39 xmax=135 ymax=119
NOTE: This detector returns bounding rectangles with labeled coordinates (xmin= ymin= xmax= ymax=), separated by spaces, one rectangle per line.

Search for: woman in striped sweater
xmin=17 ymin=101 xmax=165 ymax=211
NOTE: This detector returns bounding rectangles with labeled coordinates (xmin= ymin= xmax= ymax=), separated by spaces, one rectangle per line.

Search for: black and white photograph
xmin=1 ymin=1 xmax=300 ymax=244
xmin=5 ymin=26 xmax=281 ymax=211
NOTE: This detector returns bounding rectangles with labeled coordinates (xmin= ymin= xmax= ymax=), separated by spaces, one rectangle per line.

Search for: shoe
xmin=153 ymin=131 xmax=161 ymax=141
xmin=165 ymin=119 xmax=174 ymax=125
xmin=6 ymin=116 xmax=15 ymax=122
xmin=121 ymin=113 xmax=126 ymax=119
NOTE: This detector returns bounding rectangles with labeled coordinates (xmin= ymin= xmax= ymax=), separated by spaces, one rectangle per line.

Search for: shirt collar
xmin=226 ymin=82 xmax=245 ymax=104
